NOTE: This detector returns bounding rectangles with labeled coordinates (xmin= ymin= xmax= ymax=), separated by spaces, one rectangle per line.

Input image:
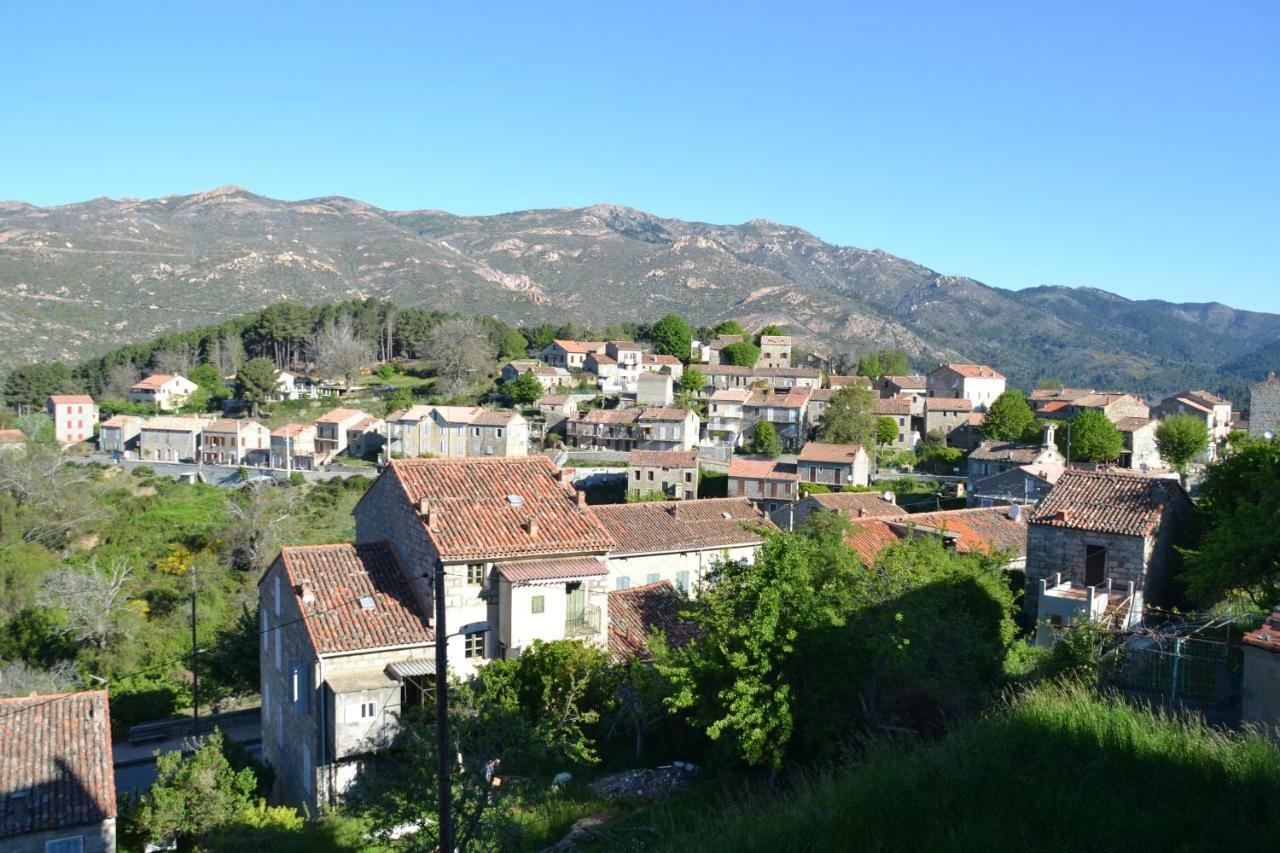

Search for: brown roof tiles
xmin=628 ymin=449 xmax=699 ymax=469
xmin=593 ymin=497 xmax=775 ymax=555
xmin=1030 ymin=469 xmax=1186 ymax=537
xmin=607 ymin=581 xmax=699 ymax=660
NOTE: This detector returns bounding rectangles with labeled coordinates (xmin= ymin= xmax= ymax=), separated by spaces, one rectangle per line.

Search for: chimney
xmin=418 ymin=497 xmax=430 ymax=516
xmin=857 ymin=507 xmax=867 ymax=518
xmin=297 ymin=581 xmax=314 ymax=604
xmin=524 ymin=516 xmax=539 ymax=538
xmin=576 ymin=490 xmax=587 ymax=508
xmin=558 ymin=468 xmax=573 ymax=485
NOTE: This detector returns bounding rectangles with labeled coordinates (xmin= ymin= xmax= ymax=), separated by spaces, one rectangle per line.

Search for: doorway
xmin=1084 ymin=544 xmax=1107 ymax=587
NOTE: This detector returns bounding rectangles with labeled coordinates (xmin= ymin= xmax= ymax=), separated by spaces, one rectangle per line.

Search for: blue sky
xmin=2 ymin=2 xmax=1277 ymax=310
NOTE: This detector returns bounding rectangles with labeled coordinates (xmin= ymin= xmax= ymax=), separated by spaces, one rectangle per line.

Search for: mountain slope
xmin=1 ymin=187 xmax=1276 ymax=395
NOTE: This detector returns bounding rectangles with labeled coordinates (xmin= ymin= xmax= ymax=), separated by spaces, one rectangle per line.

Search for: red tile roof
xmin=315 ymin=407 xmax=366 ymax=424
xmin=798 ymin=442 xmax=865 ymax=465
xmin=746 ymin=389 xmax=812 ymax=409
xmin=131 ymin=373 xmax=180 ymax=389
xmin=607 ymin=581 xmax=699 ymax=660
xmin=0 ymin=690 xmax=116 ymax=838
xmin=271 ymin=422 xmax=315 ymax=438
xmin=582 ymin=408 xmax=640 ymax=425
xmin=277 ymin=542 xmax=432 ymax=655
xmin=48 ymin=394 xmax=94 ymax=404
xmin=1030 ymin=469 xmax=1187 ymax=537
xmin=550 ymin=339 xmax=606 ymax=354
xmin=99 ymin=415 xmax=141 ymax=429
xmin=710 ymin=389 xmax=751 ymax=402
xmin=828 ymin=375 xmax=873 ymax=387
xmin=804 ymin=492 xmax=901 ymax=517
xmin=756 ymin=367 xmax=819 ymax=378
xmin=471 ymin=409 xmax=519 ymax=426
xmin=969 ymin=440 xmax=1045 ymax=464
xmin=1114 ymin=417 xmax=1155 ymax=433
xmin=1030 ymin=387 xmax=1094 ymax=402
xmin=386 ymin=456 xmax=615 ymax=560
xmin=1038 ymin=401 xmax=1071 ymax=414
xmin=638 ymin=407 xmax=692 ymax=422
xmin=934 ymin=363 xmax=1005 ymax=379
xmin=497 ymin=557 xmax=608 ymax=584
xmin=882 ymin=375 xmax=927 ymax=388
xmin=844 ymin=506 xmax=1027 ymax=565
xmin=593 ymin=497 xmax=775 ymax=555
xmin=728 ymin=457 xmax=799 ymax=481
xmin=643 ymin=354 xmax=681 ymax=366
xmin=758 ymin=334 xmax=791 ymax=346
xmin=925 ymin=397 xmax=973 ymax=412
xmin=874 ymin=397 xmax=912 ymax=415
xmin=628 ymin=449 xmax=698 ymax=469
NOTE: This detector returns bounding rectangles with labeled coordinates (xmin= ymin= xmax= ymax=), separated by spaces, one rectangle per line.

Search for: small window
xmin=361 ymin=701 xmax=377 ymax=719
xmin=646 ymin=573 xmax=660 ymax=585
xmin=464 ymin=631 xmax=485 ymax=659
xmin=676 ymin=570 xmax=690 ymax=595
xmin=616 ymin=576 xmax=631 ymax=590
xmin=685 ymin=472 xmax=693 ymax=482
xmin=472 ymin=427 xmax=481 ymax=437
xmin=531 ymin=594 xmax=545 ymax=613
xmin=46 ymin=838 xmax=84 ymax=853
xmin=467 ymin=563 xmax=485 ymax=585
xmin=496 ymin=428 xmax=504 ymax=438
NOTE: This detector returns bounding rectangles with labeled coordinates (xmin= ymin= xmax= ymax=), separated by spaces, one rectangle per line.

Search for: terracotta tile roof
xmin=587 ymin=352 xmax=617 ymax=365
xmin=386 ymin=456 xmax=615 ymax=560
xmin=628 ymin=449 xmax=698 ymax=469
xmin=1114 ymin=417 xmax=1155 ymax=433
xmin=315 ymin=407 xmax=366 ymax=424
xmin=925 ymin=397 xmax=973 ymax=412
xmin=276 ymin=542 xmax=432 ymax=655
xmin=432 ymin=406 xmax=483 ymax=424
xmin=142 ymin=416 xmax=205 ymax=432
xmin=1243 ymin=606 xmax=1280 ymax=654
xmin=271 ymin=422 xmax=315 ymax=438
xmin=798 ymin=442 xmax=865 ymax=464
xmin=1030 ymin=387 xmax=1094 ymax=402
xmin=758 ymin=335 xmax=791 ymax=346
xmin=710 ymin=334 xmax=744 ymax=348
xmin=756 ymin=367 xmax=819 ymax=378
xmin=805 ymin=491 xmax=901 ymax=517
xmin=203 ymin=418 xmax=264 ymax=434
xmin=1030 ymin=469 xmax=1187 ymax=536
xmin=710 ymin=389 xmax=751 ymax=402
xmin=934 ymin=363 xmax=1005 ymax=380
xmin=550 ymin=339 xmax=606 ymax=354
xmin=0 ymin=429 xmax=25 ymax=445
xmin=350 ymin=416 xmax=384 ymax=431
xmin=728 ymin=457 xmax=799 ymax=481
xmin=131 ymin=373 xmax=179 ymax=389
xmin=593 ymin=497 xmax=775 ymax=555
xmin=393 ymin=405 xmax=437 ymax=423
xmin=608 ymin=581 xmax=699 ymax=660
xmin=638 ymin=407 xmax=691 ymax=422
xmin=582 ymin=408 xmax=640 ymax=425
xmin=882 ymin=375 xmax=927 ymax=388
xmin=497 ymin=557 xmax=608 ymax=584
xmin=48 ymin=394 xmax=94 ymax=404
xmin=99 ymin=415 xmax=141 ymax=429
xmin=471 ymin=409 xmax=519 ymax=426
xmin=1073 ymin=393 xmax=1140 ymax=409
xmin=874 ymin=397 xmax=912 ymax=415
xmin=705 ymin=365 xmax=754 ymax=377
xmin=1038 ymin=401 xmax=1071 ymax=414
xmin=970 ymin=440 xmax=1044 ymax=464
xmin=1177 ymin=389 xmax=1230 ymax=407
xmin=608 ymin=340 xmax=644 ymax=351
xmin=808 ymin=388 xmax=838 ymax=402
xmin=643 ymin=354 xmax=681 ymax=366
xmin=828 ymin=375 xmax=872 ymax=388
xmin=844 ymin=506 xmax=1027 ymax=565
xmin=0 ymin=690 xmax=116 ymax=838
xmin=745 ymin=389 xmax=812 ymax=409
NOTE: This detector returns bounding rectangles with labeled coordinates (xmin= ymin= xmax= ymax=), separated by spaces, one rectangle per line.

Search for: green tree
xmin=1155 ymin=413 xmax=1210 ymax=475
xmin=680 ymin=366 xmax=704 ymax=396
xmin=1181 ymin=438 xmax=1280 ymax=606
xmin=856 ymin=352 xmax=883 ymax=380
xmin=753 ymin=324 xmax=786 ymax=345
xmin=504 ymin=371 xmax=544 ymax=405
xmin=875 ymin=416 xmax=900 ymax=450
xmin=719 ymin=341 xmax=760 ymax=367
xmin=383 ymin=387 xmax=414 ymax=416
xmin=751 ymin=422 xmax=783 ymax=457
xmin=879 ymin=349 xmax=910 ymax=376
xmin=651 ymin=314 xmax=693 ymax=360
xmin=818 ymin=385 xmax=877 ymax=447
xmin=2 ymin=363 xmax=75 ymax=410
xmin=1061 ymin=410 xmax=1123 ymax=463
xmin=234 ymin=358 xmax=279 ymax=418
xmin=187 ymin=362 xmax=226 ymax=411
xmin=982 ymin=390 xmax=1035 ymax=442
xmin=713 ymin=319 xmax=746 ymax=338
xmin=132 ymin=729 xmax=257 ymax=848
xmin=497 ymin=328 xmax=529 ymax=361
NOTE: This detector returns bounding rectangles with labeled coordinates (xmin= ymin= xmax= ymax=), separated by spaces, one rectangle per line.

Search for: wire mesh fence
xmin=1106 ymin=636 xmax=1242 ymax=710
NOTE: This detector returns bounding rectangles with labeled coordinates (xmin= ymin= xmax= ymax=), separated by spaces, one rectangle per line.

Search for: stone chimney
xmin=524 ymin=516 xmax=539 ymax=538
xmin=297 ymin=581 xmax=315 ymax=604
xmin=857 ymin=507 xmax=867 ymax=518
xmin=418 ymin=497 xmax=431 ymax=516
xmin=558 ymin=468 xmax=573 ymax=485
xmin=576 ymin=490 xmax=587 ymax=508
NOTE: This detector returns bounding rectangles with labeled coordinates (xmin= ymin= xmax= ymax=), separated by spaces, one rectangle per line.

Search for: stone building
xmin=773 ymin=490 xmax=900 ymax=531
xmin=0 ymin=690 xmax=117 ymax=852
xmin=756 ymin=334 xmax=792 ymax=369
xmin=1242 ymin=607 xmax=1280 ymax=728
xmin=98 ymin=414 xmax=142 ymax=455
xmin=1248 ymin=372 xmax=1280 ymax=439
xmin=627 ymin=449 xmax=699 ymax=500
xmin=926 ymin=364 xmax=1006 ymax=412
xmin=1115 ymin=417 xmax=1164 ymax=470
xmin=139 ymin=415 xmax=206 ymax=462
xmin=1024 ymin=470 xmax=1190 ymax=638
xmin=727 ymin=457 xmax=799 ymax=514
xmin=1152 ymin=390 xmax=1233 ymax=460
xmin=200 ymin=419 xmax=271 ymax=466
xmin=270 ymin=423 xmax=319 ymax=470
xmin=796 ymin=442 xmax=870 ymax=489
xmin=46 ymin=394 xmax=97 ymax=446
xmin=923 ymin=397 xmax=975 ymax=448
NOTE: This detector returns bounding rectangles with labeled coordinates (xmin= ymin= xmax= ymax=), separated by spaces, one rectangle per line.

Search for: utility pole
xmin=190 ymin=587 xmax=200 ymax=734
xmin=433 ymin=558 xmax=453 ymax=852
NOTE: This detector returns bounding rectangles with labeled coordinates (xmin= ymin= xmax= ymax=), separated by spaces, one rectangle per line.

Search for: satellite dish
xmin=1007 ymin=504 xmax=1022 ymax=520
xmin=882 ymin=490 xmax=895 ymax=503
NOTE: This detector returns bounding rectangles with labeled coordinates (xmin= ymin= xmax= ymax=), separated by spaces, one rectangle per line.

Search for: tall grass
xmin=652 ymin=683 xmax=1280 ymax=852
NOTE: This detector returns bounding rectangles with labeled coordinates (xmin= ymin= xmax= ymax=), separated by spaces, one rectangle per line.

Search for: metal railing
xmin=565 ymin=603 xmax=601 ymax=637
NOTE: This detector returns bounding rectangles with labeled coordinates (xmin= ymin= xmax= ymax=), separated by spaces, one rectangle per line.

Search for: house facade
xmin=1115 ymin=417 xmax=1164 ymax=470
xmin=727 ymin=457 xmax=799 ymax=513
xmin=636 ymin=372 xmax=675 ymax=407
xmin=99 ymin=415 xmax=143 ymax=455
xmin=139 ymin=416 xmax=205 ymax=462
xmin=743 ymin=388 xmax=812 ymax=452
xmin=271 ymin=423 xmax=319 ymax=470
xmin=466 ymin=410 xmax=529 ymax=457
xmin=923 ymin=397 xmax=975 ymax=447
xmin=926 ymin=364 xmax=1006 ymax=412
xmin=201 ymin=419 xmax=271 ymax=466
xmin=773 ymin=490 xmax=900 ymax=531
xmin=704 ymin=389 xmax=749 ymax=450
xmin=128 ymin=373 xmax=198 ymax=411
xmin=756 ymin=335 xmax=792 ymax=369
xmin=635 ymin=407 xmax=699 ymax=452
xmin=873 ymin=396 xmax=917 ymax=451
xmin=1024 ymin=470 xmax=1191 ymax=640
xmin=796 ymin=442 xmax=870 ymax=489
xmin=315 ymin=409 xmax=368 ymax=457
xmin=539 ymin=340 xmax=605 ymax=369
xmin=966 ymin=427 xmax=1065 ymax=481
xmin=46 ymin=394 xmax=97 ymax=446
xmin=1153 ymin=390 xmax=1233 ymax=460
xmin=1248 ymin=372 xmax=1280 ymax=439
xmin=0 ymin=690 xmax=117 ymax=853
xmin=627 ymin=449 xmax=699 ymax=500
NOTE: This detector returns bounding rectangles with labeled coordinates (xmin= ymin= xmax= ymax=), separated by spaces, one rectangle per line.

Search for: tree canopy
xmin=504 ymin=371 xmax=543 ymax=405
xmin=235 ymin=358 xmax=279 ymax=418
xmin=651 ymin=314 xmax=692 ymax=360
xmin=875 ymin=416 xmax=900 ymax=448
xmin=1060 ymin=410 xmax=1123 ymax=463
xmin=751 ymin=422 xmax=783 ymax=457
xmin=818 ymin=385 xmax=877 ymax=447
xmin=1155 ymin=413 xmax=1210 ymax=474
xmin=720 ymin=341 xmax=760 ymax=367
xmin=981 ymin=390 xmax=1036 ymax=442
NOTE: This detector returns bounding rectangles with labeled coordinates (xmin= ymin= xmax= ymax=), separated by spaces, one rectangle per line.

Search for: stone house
xmin=424 ymin=406 xmax=484 ymax=458
xmin=636 ymin=372 xmax=674 ymax=407
xmin=876 ymin=375 xmax=927 ymax=399
xmin=538 ymin=394 xmax=579 ymax=436
xmin=98 ymin=414 xmax=142 ymax=455
xmin=466 ymin=410 xmax=529 ymax=457
xmin=701 ymin=364 xmax=756 ymax=393
xmin=200 ymin=419 xmax=271 ymax=466
xmin=704 ymin=389 xmax=750 ymax=450
xmin=756 ymin=334 xmax=792 ymax=369
xmin=565 ymin=408 xmax=641 ymax=451
xmin=743 ymin=388 xmax=812 ymax=452
xmin=539 ymin=340 xmax=606 ymax=370
xmin=346 ymin=415 xmax=386 ymax=460
xmin=1024 ymin=470 xmax=1191 ymax=639
xmin=773 ymin=490 xmax=900 ymax=531
xmin=635 ymin=407 xmax=699 ymax=452
xmin=966 ymin=426 xmax=1064 ymax=481
xmin=1029 ymin=387 xmax=1096 ymax=412
xmin=843 ymin=506 xmax=1029 ymax=571
xmin=926 ymin=364 xmax=1006 ymax=412
xmin=500 ymin=361 xmax=571 ymax=392
xmin=640 ymin=353 xmax=684 ymax=380
xmin=1153 ymin=390 xmax=1234 ymax=460
xmin=1248 ymin=372 xmax=1280 ymax=440
xmin=139 ymin=415 xmax=206 ymax=462
xmin=127 ymin=373 xmax=198 ymax=411
xmin=271 ymin=423 xmax=319 ymax=470
xmin=1242 ymin=607 xmax=1280 ymax=728
xmin=727 ymin=457 xmax=799 ymax=514
xmin=804 ymin=388 xmax=837 ymax=431
xmin=873 ymin=396 xmax=917 ymax=451
xmin=315 ymin=409 xmax=370 ymax=457
xmin=755 ymin=366 xmax=821 ymax=391
xmin=1115 ymin=417 xmax=1164 ymax=470
xmin=46 ymin=394 xmax=97 ymax=446
xmin=594 ymin=497 xmax=776 ymax=596
xmin=923 ymin=397 xmax=975 ymax=448
xmin=626 ymin=449 xmax=699 ymax=500
xmin=1038 ymin=393 xmax=1150 ymax=425
xmin=583 ymin=352 xmax=622 ymax=392
xmin=796 ymin=442 xmax=870 ymax=489
xmin=0 ymin=690 xmax=117 ymax=853
xmin=968 ymin=463 xmax=1064 ymax=508
xmin=607 ymin=582 xmax=700 ymax=661
xmin=706 ymin=334 xmax=745 ymax=366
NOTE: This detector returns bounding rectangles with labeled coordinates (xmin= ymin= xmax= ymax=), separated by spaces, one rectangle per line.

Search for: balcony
xmin=1035 ymin=573 xmax=1136 ymax=646
xmin=565 ymin=603 xmax=602 ymax=638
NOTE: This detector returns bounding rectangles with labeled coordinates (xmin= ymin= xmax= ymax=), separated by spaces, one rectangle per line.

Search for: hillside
xmin=2 ymin=187 xmax=1277 ymax=395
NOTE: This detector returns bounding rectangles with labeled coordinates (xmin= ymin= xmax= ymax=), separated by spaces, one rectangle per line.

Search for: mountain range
xmin=1 ymin=186 xmax=1277 ymax=398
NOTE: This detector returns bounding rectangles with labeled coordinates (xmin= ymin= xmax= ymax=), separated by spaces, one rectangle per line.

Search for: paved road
xmin=114 ymin=709 xmax=262 ymax=796
xmin=77 ymin=454 xmax=376 ymax=487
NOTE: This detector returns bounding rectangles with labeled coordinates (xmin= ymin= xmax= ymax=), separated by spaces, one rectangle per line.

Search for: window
xmin=45 ymin=837 xmax=83 ymax=853
xmin=647 ymin=470 xmax=654 ymax=481
xmin=274 ymin=629 xmax=281 ymax=671
xmin=466 ymin=563 xmax=485 ymax=585
xmin=685 ymin=471 xmax=693 ymax=482
xmin=646 ymin=573 xmax=660 ymax=584
xmin=472 ymin=427 xmax=481 ymax=437
xmin=288 ymin=660 xmax=309 ymax=713
xmin=464 ymin=631 xmax=485 ymax=659
xmin=496 ymin=428 xmax=504 ymax=438
xmin=531 ymin=594 xmax=545 ymax=614
xmin=676 ymin=570 xmax=690 ymax=595
xmin=361 ymin=701 xmax=377 ymax=719
xmin=616 ymin=576 xmax=631 ymax=590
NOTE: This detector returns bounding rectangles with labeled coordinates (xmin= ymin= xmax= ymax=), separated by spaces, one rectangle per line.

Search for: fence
xmin=1107 ymin=635 xmax=1242 ymax=714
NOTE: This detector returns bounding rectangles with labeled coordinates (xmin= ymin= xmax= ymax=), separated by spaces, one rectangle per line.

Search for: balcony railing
xmin=1035 ymin=573 xmax=1136 ymax=646
xmin=565 ymin=603 xmax=601 ymax=637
